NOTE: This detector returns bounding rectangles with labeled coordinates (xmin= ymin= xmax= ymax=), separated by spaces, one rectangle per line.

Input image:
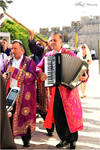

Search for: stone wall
xmin=39 ymin=16 xmax=100 ymax=57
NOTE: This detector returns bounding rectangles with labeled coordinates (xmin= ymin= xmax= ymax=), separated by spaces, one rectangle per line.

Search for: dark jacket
xmin=28 ymin=39 xmax=44 ymax=64
xmin=1 ymin=47 xmax=10 ymax=56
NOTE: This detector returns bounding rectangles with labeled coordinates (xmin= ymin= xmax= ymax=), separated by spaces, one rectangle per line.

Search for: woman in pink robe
xmin=36 ymin=32 xmax=88 ymax=149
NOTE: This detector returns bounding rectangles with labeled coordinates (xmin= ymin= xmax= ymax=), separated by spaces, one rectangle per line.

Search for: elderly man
xmin=2 ymin=40 xmax=36 ymax=147
xmin=36 ymin=32 xmax=88 ymax=149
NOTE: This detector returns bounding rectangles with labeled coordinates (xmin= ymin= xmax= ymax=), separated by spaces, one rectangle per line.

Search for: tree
xmin=0 ymin=0 xmax=13 ymax=11
xmin=0 ymin=18 xmax=48 ymax=56
xmin=0 ymin=0 xmax=48 ymax=56
xmin=0 ymin=18 xmax=31 ymax=55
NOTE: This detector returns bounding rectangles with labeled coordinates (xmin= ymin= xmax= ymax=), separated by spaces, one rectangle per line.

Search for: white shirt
xmin=53 ymin=49 xmax=62 ymax=53
xmin=91 ymin=49 xmax=96 ymax=55
xmin=10 ymin=55 xmax=23 ymax=88
xmin=0 ymin=53 xmax=8 ymax=71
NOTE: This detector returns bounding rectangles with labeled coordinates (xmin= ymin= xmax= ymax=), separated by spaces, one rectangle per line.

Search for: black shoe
xmin=22 ymin=127 xmax=31 ymax=147
xmin=56 ymin=140 xmax=70 ymax=148
xmin=23 ymin=140 xmax=30 ymax=147
xmin=70 ymin=142 xmax=76 ymax=149
xmin=22 ymin=135 xmax=30 ymax=147
xmin=46 ymin=132 xmax=53 ymax=137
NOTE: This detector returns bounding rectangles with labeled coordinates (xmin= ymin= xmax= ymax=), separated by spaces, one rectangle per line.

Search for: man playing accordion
xmin=36 ymin=32 xmax=88 ymax=149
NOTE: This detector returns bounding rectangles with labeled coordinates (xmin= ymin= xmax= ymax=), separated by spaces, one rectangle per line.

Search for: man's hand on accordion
xmin=80 ymin=72 xmax=88 ymax=82
xmin=39 ymin=72 xmax=47 ymax=81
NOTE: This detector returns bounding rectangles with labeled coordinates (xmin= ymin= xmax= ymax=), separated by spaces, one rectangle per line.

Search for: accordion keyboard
xmin=44 ymin=56 xmax=56 ymax=87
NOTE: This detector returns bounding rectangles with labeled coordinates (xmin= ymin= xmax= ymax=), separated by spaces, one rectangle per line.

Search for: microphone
xmin=9 ymin=54 xmax=14 ymax=66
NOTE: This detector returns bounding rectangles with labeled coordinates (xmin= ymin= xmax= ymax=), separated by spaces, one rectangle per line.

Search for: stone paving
xmin=14 ymin=60 xmax=100 ymax=149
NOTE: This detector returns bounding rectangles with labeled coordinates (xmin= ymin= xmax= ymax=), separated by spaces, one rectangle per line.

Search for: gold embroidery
xmin=13 ymin=119 xmax=36 ymax=136
xmin=25 ymin=92 xmax=31 ymax=100
xmin=18 ymin=70 xmax=23 ymax=79
xmin=26 ymin=72 xmax=31 ymax=78
xmin=23 ymin=64 xmax=27 ymax=69
xmin=21 ymin=107 xmax=30 ymax=116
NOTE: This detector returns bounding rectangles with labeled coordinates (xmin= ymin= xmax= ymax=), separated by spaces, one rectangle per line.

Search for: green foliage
xmin=0 ymin=18 xmax=31 ymax=55
xmin=0 ymin=0 xmax=13 ymax=11
xmin=6 ymin=0 xmax=13 ymax=4
xmin=0 ymin=18 xmax=48 ymax=56
xmin=0 ymin=1 xmax=7 ymax=10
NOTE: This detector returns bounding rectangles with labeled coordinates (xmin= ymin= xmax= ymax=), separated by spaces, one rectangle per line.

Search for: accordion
xmin=44 ymin=53 xmax=88 ymax=89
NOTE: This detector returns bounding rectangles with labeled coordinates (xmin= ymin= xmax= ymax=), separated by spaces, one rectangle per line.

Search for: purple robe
xmin=2 ymin=55 xmax=36 ymax=137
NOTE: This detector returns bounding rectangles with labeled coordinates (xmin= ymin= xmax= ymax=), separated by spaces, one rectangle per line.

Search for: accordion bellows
xmin=44 ymin=53 xmax=88 ymax=89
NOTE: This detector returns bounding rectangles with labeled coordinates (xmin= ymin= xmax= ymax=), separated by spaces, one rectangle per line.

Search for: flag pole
xmin=4 ymin=11 xmax=48 ymax=44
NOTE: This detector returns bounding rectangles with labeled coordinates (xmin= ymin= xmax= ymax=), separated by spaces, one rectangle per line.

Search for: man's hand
xmin=87 ymin=59 xmax=92 ymax=65
xmin=7 ymin=66 xmax=15 ymax=74
xmin=80 ymin=72 xmax=88 ymax=82
xmin=39 ymin=72 xmax=47 ymax=81
xmin=29 ymin=30 xmax=34 ymax=41
xmin=2 ymin=72 xmax=8 ymax=79
xmin=7 ymin=106 xmax=13 ymax=117
xmin=8 ymin=112 xmax=12 ymax=118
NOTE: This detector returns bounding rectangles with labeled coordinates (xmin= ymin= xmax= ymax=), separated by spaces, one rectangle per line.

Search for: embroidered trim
xmin=21 ymin=107 xmax=30 ymax=116
xmin=25 ymin=91 xmax=31 ymax=101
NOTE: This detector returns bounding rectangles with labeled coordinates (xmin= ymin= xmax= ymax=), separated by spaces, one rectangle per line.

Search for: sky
xmin=5 ymin=0 xmax=100 ymax=33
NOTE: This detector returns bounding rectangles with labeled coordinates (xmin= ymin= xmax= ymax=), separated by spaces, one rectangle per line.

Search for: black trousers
xmin=53 ymin=86 xmax=78 ymax=142
xmin=38 ymin=110 xmax=54 ymax=133
xmin=21 ymin=127 xmax=31 ymax=144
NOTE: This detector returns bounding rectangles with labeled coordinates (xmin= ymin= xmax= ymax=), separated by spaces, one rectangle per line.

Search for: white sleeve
xmin=3 ymin=53 xmax=8 ymax=63
xmin=87 ymin=51 xmax=92 ymax=61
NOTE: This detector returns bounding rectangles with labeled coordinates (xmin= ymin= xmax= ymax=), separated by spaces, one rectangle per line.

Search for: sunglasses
xmin=82 ymin=46 xmax=86 ymax=49
xmin=37 ymin=43 xmax=42 ymax=46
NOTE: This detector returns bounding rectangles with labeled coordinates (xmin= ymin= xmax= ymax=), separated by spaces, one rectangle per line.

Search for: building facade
xmin=0 ymin=32 xmax=10 ymax=44
xmin=39 ymin=16 xmax=100 ymax=57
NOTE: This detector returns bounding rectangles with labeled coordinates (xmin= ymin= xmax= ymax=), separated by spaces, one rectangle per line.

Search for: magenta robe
xmin=36 ymin=48 xmax=83 ymax=133
xmin=2 ymin=55 xmax=36 ymax=137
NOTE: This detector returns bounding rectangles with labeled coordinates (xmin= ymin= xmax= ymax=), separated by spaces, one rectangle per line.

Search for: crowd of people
xmin=0 ymin=32 xmax=90 ymax=149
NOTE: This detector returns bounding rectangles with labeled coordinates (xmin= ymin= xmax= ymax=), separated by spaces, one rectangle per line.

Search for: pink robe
xmin=36 ymin=48 xmax=83 ymax=133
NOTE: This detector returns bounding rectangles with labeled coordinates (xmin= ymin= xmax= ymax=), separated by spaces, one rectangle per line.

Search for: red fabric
xmin=6 ymin=73 xmax=11 ymax=95
xmin=17 ymin=65 xmax=22 ymax=87
xmin=43 ymin=87 xmax=55 ymax=129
